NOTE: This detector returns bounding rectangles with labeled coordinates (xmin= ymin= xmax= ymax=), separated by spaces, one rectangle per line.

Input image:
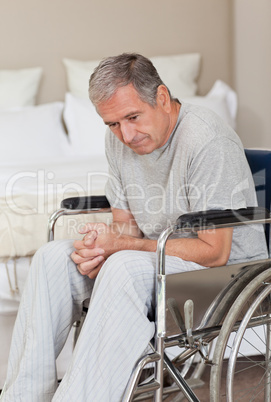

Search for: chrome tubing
xmin=47 ymin=207 xmax=111 ymax=241
xmin=154 ymin=225 xmax=174 ymax=401
xmin=122 ymin=352 xmax=160 ymax=401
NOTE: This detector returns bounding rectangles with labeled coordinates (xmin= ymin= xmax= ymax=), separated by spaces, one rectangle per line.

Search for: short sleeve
xmin=186 ymin=136 xmax=257 ymax=212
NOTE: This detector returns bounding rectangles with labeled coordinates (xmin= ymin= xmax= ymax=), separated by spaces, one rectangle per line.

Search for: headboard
xmin=0 ymin=0 xmax=232 ymax=104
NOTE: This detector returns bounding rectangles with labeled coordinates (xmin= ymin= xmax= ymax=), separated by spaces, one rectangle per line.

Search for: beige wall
xmin=2 ymin=0 xmax=270 ymax=148
xmin=233 ymin=0 xmax=271 ymax=148
xmin=1 ymin=0 xmax=232 ymax=103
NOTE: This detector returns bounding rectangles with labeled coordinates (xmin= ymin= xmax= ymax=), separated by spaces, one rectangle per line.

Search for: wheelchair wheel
xmin=210 ymin=267 xmax=271 ymax=401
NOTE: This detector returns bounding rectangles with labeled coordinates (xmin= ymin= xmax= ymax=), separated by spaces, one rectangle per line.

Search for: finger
xmin=80 ymin=222 xmax=108 ymax=235
xmin=76 ymin=255 xmax=105 ymax=276
xmin=73 ymin=239 xmax=85 ymax=250
xmin=71 ymin=248 xmax=104 ymax=262
xmin=71 ymin=251 xmax=88 ymax=265
xmin=87 ymin=261 xmax=105 ymax=279
xmin=73 ymin=231 xmax=97 ymax=250
xmin=78 ymin=248 xmax=105 ymax=259
xmin=83 ymin=230 xmax=98 ymax=246
xmin=78 ymin=222 xmax=99 ymax=234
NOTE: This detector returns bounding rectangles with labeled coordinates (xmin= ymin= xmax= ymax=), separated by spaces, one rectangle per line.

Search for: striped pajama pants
xmin=1 ymin=239 xmax=205 ymax=402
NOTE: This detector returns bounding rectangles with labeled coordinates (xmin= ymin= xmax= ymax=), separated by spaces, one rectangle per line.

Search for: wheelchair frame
xmin=47 ymin=149 xmax=271 ymax=401
xmin=48 ymin=198 xmax=271 ymax=401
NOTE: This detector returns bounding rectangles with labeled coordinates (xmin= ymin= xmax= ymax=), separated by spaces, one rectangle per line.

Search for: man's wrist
xmin=115 ymin=234 xmax=156 ymax=253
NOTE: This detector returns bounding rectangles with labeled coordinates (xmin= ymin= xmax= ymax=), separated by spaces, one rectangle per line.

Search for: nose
xmin=120 ymin=122 xmax=136 ymax=144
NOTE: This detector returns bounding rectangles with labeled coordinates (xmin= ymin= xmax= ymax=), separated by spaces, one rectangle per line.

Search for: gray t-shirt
xmin=105 ymin=102 xmax=268 ymax=264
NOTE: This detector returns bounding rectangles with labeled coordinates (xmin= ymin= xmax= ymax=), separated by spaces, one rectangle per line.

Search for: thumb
xmin=78 ymin=222 xmax=96 ymax=234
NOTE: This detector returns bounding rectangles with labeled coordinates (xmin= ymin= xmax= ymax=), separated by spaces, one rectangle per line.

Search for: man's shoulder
xmin=177 ymin=102 xmax=241 ymax=149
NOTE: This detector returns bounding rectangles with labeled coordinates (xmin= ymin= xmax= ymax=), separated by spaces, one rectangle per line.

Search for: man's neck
xmin=170 ymin=100 xmax=181 ymax=130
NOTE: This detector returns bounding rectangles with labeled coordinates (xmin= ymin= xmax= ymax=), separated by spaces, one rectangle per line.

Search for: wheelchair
xmin=48 ymin=149 xmax=271 ymax=401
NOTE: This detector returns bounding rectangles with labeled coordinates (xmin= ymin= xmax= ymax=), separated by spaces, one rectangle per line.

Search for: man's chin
xmin=130 ymin=145 xmax=153 ymax=155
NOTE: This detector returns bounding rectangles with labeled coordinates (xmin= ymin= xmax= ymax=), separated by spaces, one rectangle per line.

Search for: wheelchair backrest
xmin=245 ymin=149 xmax=271 ymax=252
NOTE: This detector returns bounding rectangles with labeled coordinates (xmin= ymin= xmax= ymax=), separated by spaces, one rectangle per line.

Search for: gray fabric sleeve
xmin=186 ymin=136 xmax=256 ymax=212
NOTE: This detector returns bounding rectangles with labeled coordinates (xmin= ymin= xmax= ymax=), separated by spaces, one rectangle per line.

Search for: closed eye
xmin=106 ymin=114 xmax=139 ymax=128
xmin=108 ymin=122 xmax=119 ymax=128
xmin=128 ymin=115 xmax=139 ymax=121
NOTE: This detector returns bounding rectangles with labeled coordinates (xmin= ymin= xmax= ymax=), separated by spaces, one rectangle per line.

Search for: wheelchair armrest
xmin=48 ymin=195 xmax=111 ymax=242
xmin=176 ymin=207 xmax=270 ymax=231
xmin=61 ymin=195 xmax=110 ymax=210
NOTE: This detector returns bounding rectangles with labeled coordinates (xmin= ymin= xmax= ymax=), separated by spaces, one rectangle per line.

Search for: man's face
xmin=96 ymin=84 xmax=175 ymax=155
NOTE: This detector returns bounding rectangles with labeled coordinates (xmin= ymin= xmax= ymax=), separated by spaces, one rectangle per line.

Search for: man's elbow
xmin=199 ymin=227 xmax=233 ymax=268
xmin=209 ymin=249 xmax=231 ymax=267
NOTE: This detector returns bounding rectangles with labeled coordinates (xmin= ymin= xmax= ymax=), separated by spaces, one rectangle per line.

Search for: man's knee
xmin=99 ymin=250 xmax=155 ymax=281
xmin=96 ymin=250 xmax=155 ymax=315
xmin=33 ymin=239 xmax=74 ymax=271
xmin=103 ymin=250 xmax=138 ymax=270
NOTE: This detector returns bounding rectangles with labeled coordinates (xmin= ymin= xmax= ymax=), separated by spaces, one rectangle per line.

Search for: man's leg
xmin=1 ymin=240 xmax=94 ymax=402
xmin=53 ymin=250 xmax=205 ymax=402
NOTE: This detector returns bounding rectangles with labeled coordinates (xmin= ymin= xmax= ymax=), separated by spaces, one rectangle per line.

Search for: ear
xmin=156 ymin=85 xmax=171 ymax=112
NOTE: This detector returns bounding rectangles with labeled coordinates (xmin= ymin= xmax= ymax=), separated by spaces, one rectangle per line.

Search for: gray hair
xmin=88 ymin=53 xmax=173 ymax=107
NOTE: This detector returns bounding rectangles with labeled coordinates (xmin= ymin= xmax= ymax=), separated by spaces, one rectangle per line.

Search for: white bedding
xmin=0 ymin=155 xmax=109 ymax=259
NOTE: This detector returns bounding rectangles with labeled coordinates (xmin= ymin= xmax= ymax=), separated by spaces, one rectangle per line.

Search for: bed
xmin=0 ymin=54 xmax=238 ymax=387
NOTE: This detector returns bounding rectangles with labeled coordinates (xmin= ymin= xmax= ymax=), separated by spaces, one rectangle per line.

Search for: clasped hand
xmin=71 ymin=222 xmax=117 ymax=279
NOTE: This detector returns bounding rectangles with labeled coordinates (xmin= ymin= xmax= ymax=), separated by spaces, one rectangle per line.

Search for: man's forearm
xmin=111 ymin=228 xmax=233 ymax=268
xmin=110 ymin=220 xmax=143 ymax=238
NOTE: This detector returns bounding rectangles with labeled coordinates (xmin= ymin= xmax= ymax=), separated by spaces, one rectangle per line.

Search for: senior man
xmin=1 ymin=53 xmax=267 ymax=401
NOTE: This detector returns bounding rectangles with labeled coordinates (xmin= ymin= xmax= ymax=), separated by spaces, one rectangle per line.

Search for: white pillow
xmin=63 ymin=54 xmax=201 ymax=100
xmin=206 ymin=80 xmax=238 ymax=122
xmin=0 ymin=102 xmax=72 ymax=162
xmin=63 ymin=58 xmax=99 ymax=99
xmin=63 ymin=93 xmax=106 ymax=157
xmin=150 ymin=53 xmax=201 ymax=99
xmin=0 ymin=67 xmax=42 ymax=109
xmin=182 ymin=80 xmax=238 ymax=129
